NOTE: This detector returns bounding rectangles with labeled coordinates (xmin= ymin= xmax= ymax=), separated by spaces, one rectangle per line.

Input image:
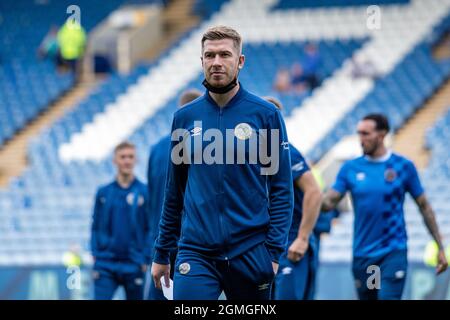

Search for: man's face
xmin=202 ymin=38 xmax=244 ymax=88
xmin=357 ymin=120 xmax=385 ymax=156
xmin=113 ymin=147 xmax=136 ymax=176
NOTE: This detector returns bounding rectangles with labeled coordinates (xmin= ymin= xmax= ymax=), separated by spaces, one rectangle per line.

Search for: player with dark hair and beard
xmin=322 ymin=113 xmax=447 ymax=300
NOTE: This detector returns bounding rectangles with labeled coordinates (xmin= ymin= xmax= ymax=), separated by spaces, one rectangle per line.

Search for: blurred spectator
xmin=350 ymin=56 xmax=379 ymax=80
xmin=290 ymin=62 xmax=308 ymax=93
xmin=273 ymin=67 xmax=291 ymax=92
xmin=274 ymin=43 xmax=322 ymax=94
xmin=57 ymin=20 xmax=86 ymax=78
xmin=292 ymin=43 xmax=322 ymax=91
xmin=37 ymin=25 xmax=59 ymax=62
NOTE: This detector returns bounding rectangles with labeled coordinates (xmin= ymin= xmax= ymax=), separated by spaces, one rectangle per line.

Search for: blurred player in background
xmin=90 ymin=142 xmax=151 ymax=300
xmin=151 ymin=25 xmax=293 ymax=300
xmin=145 ymin=88 xmax=202 ymax=300
xmin=265 ymin=97 xmax=322 ymax=300
xmin=322 ymin=113 xmax=448 ymax=300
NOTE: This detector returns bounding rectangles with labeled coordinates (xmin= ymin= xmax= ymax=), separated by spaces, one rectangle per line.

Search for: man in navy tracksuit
xmin=274 ymin=145 xmax=321 ymax=300
xmin=264 ymin=97 xmax=322 ymax=300
xmin=146 ymin=89 xmax=202 ymax=300
xmin=91 ymin=142 xmax=152 ymax=300
xmin=151 ymin=26 xmax=294 ymax=300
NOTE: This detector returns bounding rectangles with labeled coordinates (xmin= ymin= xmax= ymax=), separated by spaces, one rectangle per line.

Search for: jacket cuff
xmin=153 ymin=249 xmax=170 ymax=265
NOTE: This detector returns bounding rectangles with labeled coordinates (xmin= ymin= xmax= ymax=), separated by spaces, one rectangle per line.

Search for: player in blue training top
xmin=151 ymin=26 xmax=294 ymax=300
xmin=90 ymin=142 xmax=151 ymax=300
xmin=265 ymin=97 xmax=322 ymax=300
xmin=322 ymin=114 xmax=448 ymax=300
xmin=145 ymin=89 xmax=202 ymax=300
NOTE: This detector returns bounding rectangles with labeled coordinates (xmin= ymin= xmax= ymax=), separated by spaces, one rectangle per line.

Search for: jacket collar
xmin=204 ymin=82 xmax=246 ymax=110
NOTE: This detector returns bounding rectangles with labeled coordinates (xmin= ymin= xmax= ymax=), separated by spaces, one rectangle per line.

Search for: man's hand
xmin=151 ymin=262 xmax=170 ymax=289
xmin=287 ymin=237 xmax=309 ymax=262
xmin=415 ymin=194 xmax=447 ymax=275
xmin=321 ymin=189 xmax=344 ymax=212
xmin=272 ymin=262 xmax=279 ymax=275
xmin=436 ymin=249 xmax=448 ymax=275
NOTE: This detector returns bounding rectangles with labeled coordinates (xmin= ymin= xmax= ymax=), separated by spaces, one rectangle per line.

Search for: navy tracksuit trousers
xmin=172 ymin=243 xmax=275 ymax=300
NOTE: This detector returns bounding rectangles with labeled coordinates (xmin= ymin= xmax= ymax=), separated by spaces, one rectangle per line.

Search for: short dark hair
xmin=363 ymin=113 xmax=390 ymax=132
xmin=201 ymin=26 xmax=242 ymax=53
xmin=179 ymin=89 xmax=202 ymax=106
xmin=114 ymin=141 xmax=135 ymax=154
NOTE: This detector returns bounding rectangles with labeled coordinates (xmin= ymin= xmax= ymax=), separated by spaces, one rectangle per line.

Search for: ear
xmin=379 ymin=130 xmax=388 ymax=140
xmin=200 ymin=56 xmax=204 ymax=67
xmin=238 ymin=54 xmax=245 ymax=69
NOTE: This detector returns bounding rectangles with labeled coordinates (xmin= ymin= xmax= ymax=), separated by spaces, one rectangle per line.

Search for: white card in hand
xmin=161 ymin=276 xmax=173 ymax=300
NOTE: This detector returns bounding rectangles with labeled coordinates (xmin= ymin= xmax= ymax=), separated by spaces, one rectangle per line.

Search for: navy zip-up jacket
xmin=90 ymin=178 xmax=152 ymax=265
xmin=287 ymin=144 xmax=317 ymax=250
xmin=147 ymin=134 xmax=171 ymax=258
xmin=288 ymin=145 xmax=310 ymax=244
xmin=153 ymin=85 xmax=294 ymax=264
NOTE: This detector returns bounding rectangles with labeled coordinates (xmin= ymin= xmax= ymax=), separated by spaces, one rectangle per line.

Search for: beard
xmin=362 ymin=143 xmax=378 ymax=156
xmin=203 ymin=69 xmax=239 ymax=94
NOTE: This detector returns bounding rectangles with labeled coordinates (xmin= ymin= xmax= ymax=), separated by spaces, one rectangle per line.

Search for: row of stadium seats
xmin=0 ymin=60 xmax=73 ymax=145
xmin=424 ymin=109 xmax=450 ymax=181
xmin=272 ymin=0 xmax=410 ymax=10
xmin=192 ymin=0 xmax=230 ymax=18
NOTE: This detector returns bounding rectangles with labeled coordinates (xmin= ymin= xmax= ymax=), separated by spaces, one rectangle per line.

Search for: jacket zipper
xmin=218 ymin=107 xmax=229 ymax=259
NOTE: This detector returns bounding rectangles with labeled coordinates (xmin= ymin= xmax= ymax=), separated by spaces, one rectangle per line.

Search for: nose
xmin=212 ymin=55 xmax=222 ymax=67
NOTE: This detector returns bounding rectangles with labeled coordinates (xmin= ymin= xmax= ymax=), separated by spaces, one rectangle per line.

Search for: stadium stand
xmin=0 ymin=39 xmax=362 ymax=267
xmin=192 ymin=0 xmax=230 ymax=18
xmin=2 ymin=0 xmax=447 ymax=263
xmin=284 ymin=0 xmax=450 ymax=160
xmin=0 ymin=0 xmax=449 ymax=299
